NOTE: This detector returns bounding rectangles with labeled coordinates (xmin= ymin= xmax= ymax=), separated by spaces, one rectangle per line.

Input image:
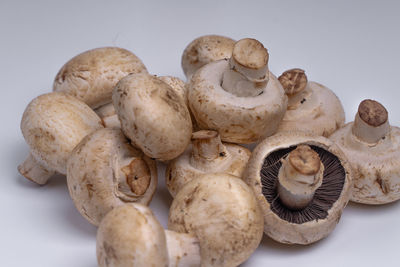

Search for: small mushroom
xmin=18 ymin=92 xmax=103 ymax=185
xmin=277 ymin=68 xmax=345 ymax=137
xmin=53 ymin=47 xmax=147 ymax=109
xmin=330 ymin=99 xmax=400 ymax=204
xmin=188 ymin=38 xmax=287 ymax=144
xmin=166 ymin=130 xmax=251 ymax=197
xmin=244 ymin=132 xmax=352 ymax=244
xmin=181 ymin=35 xmax=235 ymax=80
xmin=113 ymin=73 xmax=192 ymax=161
xmin=67 ymin=128 xmax=157 ymax=226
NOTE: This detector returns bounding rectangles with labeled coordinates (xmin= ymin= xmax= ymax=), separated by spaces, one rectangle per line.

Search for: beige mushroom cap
xmin=244 ymin=132 xmax=353 ymax=244
xmin=67 ymin=128 xmax=157 ymax=226
xmin=97 ymin=204 xmax=169 ymax=267
xmin=53 ymin=47 xmax=147 ymax=109
xmin=277 ymin=69 xmax=345 ymax=137
xmin=113 ymin=73 xmax=192 ymax=161
xmin=168 ymin=173 xmax=264 ymax=267
xmin=19 ymin=92 xmax=103 ymax=183
xmin=182 ymin=35 xmax=235 ymax=80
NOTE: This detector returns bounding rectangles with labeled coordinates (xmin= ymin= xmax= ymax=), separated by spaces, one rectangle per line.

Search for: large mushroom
xmin=277 ymin=68 xmax=345 ymax=137
xmin=330 ymin=99 xmax=400 ymax=204
xmin=67 ymin=128 xmax=157 ymax=226
xmin=244 ymin=132 xmax=352 ymax=244
xmin=188 ymin=38 xmax=287 ymax=144
xmin=18 ymin=92 xmax=103 ymax=185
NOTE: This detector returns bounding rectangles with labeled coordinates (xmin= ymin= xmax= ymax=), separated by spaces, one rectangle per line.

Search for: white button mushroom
xmin=245 ymin=132 xmax=353 ymax=244
xmin=18 ymin=92 xmax=104 ymax=185
xmin=67 ymin=128 xmax=157 ymax=226
xmin=330 ymin=99 xmax=400 ymax=204
xmin=188 ymin=38 xmax=287 ymax=144
xmin=277 ymin=68 xmax=345 ymax=137
xmin=166 ymin=130 xmax=251 ymax=197
xmin=181 ymin=35 xmax=235 ymax=80
xmin=113 ymin=73 xmax=192 ymax=161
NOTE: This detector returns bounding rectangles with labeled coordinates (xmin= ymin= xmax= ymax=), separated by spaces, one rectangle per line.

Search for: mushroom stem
xmin=352 ymin=99 xmax=390 ymax=143
xmin=165 ymin=230 xmax=201 ymax=267
xmin=18 ymin=153 xmax=55 ymax=185
xmin=118 ymin=157 xmax=151 ymax=199
xmin=221 ymin=38 xmax=269 ymax=97
xmin=190 ymin=130 xmax=228 ymax=167
xmin=277 ymin=145 xmax=324 ymax=210
xmin=95 ymin=102 xmax=120 ymax=128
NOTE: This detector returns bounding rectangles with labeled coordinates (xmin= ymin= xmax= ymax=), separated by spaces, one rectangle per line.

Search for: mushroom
xmin=18 ymin=92 xmax=103 ymax=185
xmin=188 ymin=38 xmax=287 ymax=144
xmin=113 ymin=73 xmax=192 ymax=161
xmin=330 ymin=99 xmax=400 ymax=204
xmin=276 ymin=68 xmax=345 ymax=137
xmin=181 ymin=35 xmax=235 ymax=80
xmin=53 ymin=46 xmax=147 ymax=109
xmin=97 ymin=173 xmax=264 ymax=267
xmin=166 ymin=130 xmax=251 ymax=197
xmin=244 ymin=132 xmax=352 ymax=244
xmin=67 ymin=128 xmax=157 ymax=226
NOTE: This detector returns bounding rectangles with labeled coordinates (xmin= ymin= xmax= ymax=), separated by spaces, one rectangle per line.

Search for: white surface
xmin=1 ymin=0 xmax=400 ymax=266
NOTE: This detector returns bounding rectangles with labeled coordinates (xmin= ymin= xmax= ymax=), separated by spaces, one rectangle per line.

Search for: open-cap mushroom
xmin=67 ymin=128 xmax=157 ymax=226
xmin=244 ymin=132 xmax=352 ymax=244
xmin=330 ymin=99 xmax=400 ymax=204
xmin=181 ymin=35 xmax=235 ymax=80
xmin=113 ymin=73 xmax=192 ymax=161
xmin=53 ymin=47 xmax=147 ymax=109
xmin=166 ymin=130 xmax=251 ymax=197
xmin=277 ymin=68 xmax=345 ymax=137
xmin=18 ymin=92 xmax=103 ymax=185
xmin=188 ymin=38 xmax=287 ymax=144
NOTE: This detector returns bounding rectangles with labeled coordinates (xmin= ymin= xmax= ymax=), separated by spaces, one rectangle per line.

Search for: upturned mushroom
xmin=67 ymin=128 xmax=157 ymax=226
xmin=244 ymin=132 xmax=352 ymax=244
xmin=97 ymin=173 xmax=264 ymax=267
xmin=181 ymin=35 xmax=235 ymax=80
xmin=277 ymin=68 xmax=345 ymax=137
xmin=113 ymin=73 xmax=192 ymax=161
xmin=166 ymin=130 xmax=251 ymax=197
xmin=188 ymin=38 xmax=287 ymax=144
xmin=18 ymin=92 xmax=103 ymax=185
xmin=330 ymin=99 xmax=400 ymax=204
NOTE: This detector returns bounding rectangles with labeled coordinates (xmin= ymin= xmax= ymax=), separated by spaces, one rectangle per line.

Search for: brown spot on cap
xmin=232 ymin=38 xmax=269 ymax=69
xmin=121 ymin=158 xmax=151 ymax=196
xmin=358 ymin=99 xmax=388 ymax=127
xmin=278 ymin=68 xmax=308 ymax=95
xmin=288 ymin=145 xmax=321 ymax=175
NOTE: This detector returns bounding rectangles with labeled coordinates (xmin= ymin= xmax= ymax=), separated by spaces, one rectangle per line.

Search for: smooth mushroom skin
xmin=166 ymin=130 xmax=251 ymax=197
xmin=277 ymin=68 xmax=345 ymax=137
xmin=53 ymin=47 xmax=147 ymax=109
xmin=168 ymin=173 xmax=264 ymax=267
xmin=330 ymin=99 xmax=400 ymax=204
xmin=244 ymin=132 xmax=353 ymax=244
xmin=67 ymin=128 xmax=157 ymax=226
xmin=19 ymin=92 xmax=103 ymax=184
xmin=113 ymin=73 xmax=192 ymax=161
xmin=188 ymin=38 xmax=287 ymax=144
xmin=182 ymin=35 xmax=235 ymax=80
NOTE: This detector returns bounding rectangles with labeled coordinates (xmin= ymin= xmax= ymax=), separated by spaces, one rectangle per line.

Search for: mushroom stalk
xmin=191 ymin=130 xmax=227 ymax=161
xmin=221 ymin=38 xmax=269 ymax=97
xmin=277 ymin=145 xmax=324 ymax=210
xmin=18 ymin=153 xmax=55 ymax=185
xmin=352 ymin=99 xmax=390 ymax=144
xmin=165 ymin=230 xmax=201 ymax=267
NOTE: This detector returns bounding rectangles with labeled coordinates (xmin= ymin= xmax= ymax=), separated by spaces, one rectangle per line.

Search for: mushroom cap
xmin=159 ymin=76 xmax=187 ymax=104
xmin=97 ymin=203 xmax=168 ymax=267
xmin=67 ymin=128 xmax=157 ymax=226
xmin=277 ymin=81 xmax=345 ymax=137
xmin=21 ymin=92 xmax=103 ymax=174
xmin=168 ymin=173 xmax=264 ymax=267
xmin=53 ymin=47 xmax=147 ymax=109
xmin=166 ymin=143 xmax=251 ymax=197
xmin=188 ymin=59 xmax=287 ymax=144
xmin=181 ymin=35 xmax=235 ymax=80
xmin=330 ymin=123 xmax=400 ymax=204
xmin=244 ymin=131 xmax=353 ymax=244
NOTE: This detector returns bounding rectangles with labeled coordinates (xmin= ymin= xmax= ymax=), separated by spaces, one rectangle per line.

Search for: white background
xmin=1 ymin=0 xmax=400 ymax=266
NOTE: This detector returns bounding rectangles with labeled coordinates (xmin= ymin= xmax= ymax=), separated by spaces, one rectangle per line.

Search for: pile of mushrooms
xmin=17 ymin=34 xmax=400 ymax=266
